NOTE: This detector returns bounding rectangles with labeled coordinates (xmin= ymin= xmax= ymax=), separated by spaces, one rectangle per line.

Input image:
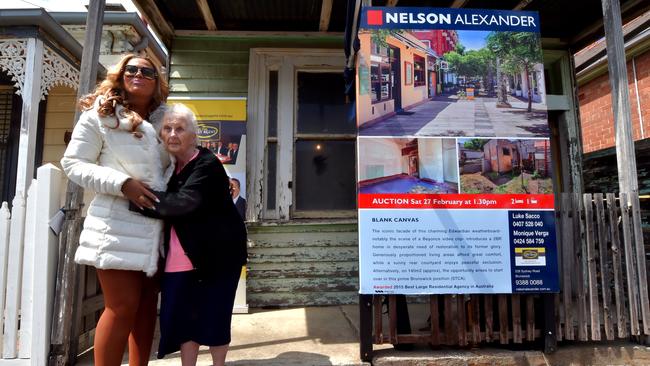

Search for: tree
xmin=370 ymin=29 xmax=403 ymax=49
xmin=443 ymin=50 xmax=464 ymax=75
xmin=444 ymin=48 xmax=495 ymax=91
xmin=463 ymin=139 xmax=489 ymax=151
xmin=486 ymin=32 xmax=542 ymax=112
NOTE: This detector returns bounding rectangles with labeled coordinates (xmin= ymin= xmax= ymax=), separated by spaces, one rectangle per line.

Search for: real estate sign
xmin=356 ymin=7 xmax=559 ymax=294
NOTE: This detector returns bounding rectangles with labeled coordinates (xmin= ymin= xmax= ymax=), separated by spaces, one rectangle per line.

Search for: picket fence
xmin=370 ymin=192 xmax=649 ymax=349
xmin=0 ymin=165 xmax=64 ymax=366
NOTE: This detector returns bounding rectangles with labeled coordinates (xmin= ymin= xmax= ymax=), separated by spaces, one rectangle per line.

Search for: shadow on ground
xmin=501 ymin=108 xmax=548 ymax=121
xmin=359 ymin=97 xmax=454 ymax=136
xmin=224 ymin=351 xmax=333 ymax=365
xmin=514 ymin=123 xmax=551 ymax=135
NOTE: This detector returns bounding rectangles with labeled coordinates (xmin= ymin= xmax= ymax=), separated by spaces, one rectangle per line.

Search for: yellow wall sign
xmin=168 ymin=98 xmax=246 ymax=121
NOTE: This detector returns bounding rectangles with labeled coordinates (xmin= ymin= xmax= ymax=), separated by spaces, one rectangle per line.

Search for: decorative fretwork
xmin=0 ymin=39 xmax=80 ymax=100
xmin=40 ymin=46 xmax=79 ymax=99
xmin=0 ymin=39 xmax=28 ymax=96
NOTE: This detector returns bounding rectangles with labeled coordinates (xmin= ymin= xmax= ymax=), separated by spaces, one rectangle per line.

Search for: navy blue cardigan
xmin=136 ymin=147 xmax=247 ymax=279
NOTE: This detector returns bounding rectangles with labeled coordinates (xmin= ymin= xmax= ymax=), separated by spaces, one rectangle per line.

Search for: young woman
xmin=61 ymin=54 xmax=170 ymax=366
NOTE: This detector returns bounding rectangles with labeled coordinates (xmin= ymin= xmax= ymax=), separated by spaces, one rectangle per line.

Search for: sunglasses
xmin=123 ymin=65 xmax=157 ymax=80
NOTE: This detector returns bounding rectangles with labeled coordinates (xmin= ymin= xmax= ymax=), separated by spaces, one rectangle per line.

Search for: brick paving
xmin=359 ymin=95 xmax=549 ymax=138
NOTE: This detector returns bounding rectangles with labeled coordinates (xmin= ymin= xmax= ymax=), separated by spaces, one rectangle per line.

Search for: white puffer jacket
xmin=61 ymin=100 xmax=173 ymax=276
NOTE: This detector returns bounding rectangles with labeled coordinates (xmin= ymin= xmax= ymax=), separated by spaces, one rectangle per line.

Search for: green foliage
xmin=494 ymin=185 xmax=507 ymax=193
xmin=486 ymin=31 xmax=542 ymax=68
xmin=444 ymin=51 xmax=463 ymax=72
xmin=462 ymin=187 xmax=482 ymax=194
xmin=531 ymin=170 xmax=541 ymax=180
xmin=443 ymin=48 xmax=496 ymax=82
xmin=486 ymin=31 xmax=542 ymax=111
xmin=487 ymin=171 xmax=499 ymax=180
xmin=463 ymin=139 xmax=489 ymax=151
xmin=454 ymin=43 xmax=466 ymax=55
xmin=370 ymin=29 xmax=403 ymax=49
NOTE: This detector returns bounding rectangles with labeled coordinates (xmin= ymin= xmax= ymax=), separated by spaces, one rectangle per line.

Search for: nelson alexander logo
xmin=367 ymin=10 xmax=384 ymax=25
xmin=364 ymin=8 xmax=538 ymax=29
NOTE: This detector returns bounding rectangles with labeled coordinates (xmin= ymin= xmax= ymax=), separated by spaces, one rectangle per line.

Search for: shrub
xmin=494 ymin=185 xmax=508 ymax=193
xmin=531 ymin=170 xmax=541 ymax=180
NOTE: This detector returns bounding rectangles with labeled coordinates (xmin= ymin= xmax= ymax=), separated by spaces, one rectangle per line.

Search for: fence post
xmin=630 ymin=193 xmax=650 ymax=334
xmin=31 ymin=165 xmax=64 ymax=366
xmin=543 ymin=293 xmax=557 ymax=353
xmin=620 ymin=193 xmax=640 ymax=335
xmin=359 ymin=294 xmax=373 ymax=362
xmin=19 ymin=180 xmax=38 ymax=359
xmin=0 ymin=202 xmax=10 ymax=355
xmin=4 ymin=191 xmax=27 ymax=358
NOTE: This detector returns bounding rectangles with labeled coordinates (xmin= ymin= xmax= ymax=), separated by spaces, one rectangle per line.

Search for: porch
xmin=74 ymin=304 xmax=650 ymax=365
xmin=0 ymin=0 xmax=647 ymax=364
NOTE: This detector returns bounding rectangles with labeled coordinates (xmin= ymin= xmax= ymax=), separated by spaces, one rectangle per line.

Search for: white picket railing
xmin=0 ymin=164 xmax=65 ymax=366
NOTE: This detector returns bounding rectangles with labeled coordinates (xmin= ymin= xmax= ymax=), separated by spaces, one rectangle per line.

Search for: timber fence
xmin=369 ymin=192 xmax=649 ymax=349
xmin=0 ymin=165 xmax=64 ymax=366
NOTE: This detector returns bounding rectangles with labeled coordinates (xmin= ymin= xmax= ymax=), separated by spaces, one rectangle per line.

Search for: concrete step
xmin=248 ymin=261 xmax=358 ymax=279
xmin=249 ymin=291 xmax=359 ymax=307
xmin=248 ymin=245 xmax=358 ymax=263
xmin=248 ymin=276 xmax=358 ymax=294
xmin=248 ymin=231 xmax=357 ymax=248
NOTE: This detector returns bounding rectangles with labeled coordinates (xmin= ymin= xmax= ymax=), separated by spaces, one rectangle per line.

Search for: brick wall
xmin=577 ymin=50 xmax=650 ymax=154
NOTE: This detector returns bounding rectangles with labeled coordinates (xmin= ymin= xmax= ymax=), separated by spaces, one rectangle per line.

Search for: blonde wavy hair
xmin=78 ymin=54 xmax=169 ymax=131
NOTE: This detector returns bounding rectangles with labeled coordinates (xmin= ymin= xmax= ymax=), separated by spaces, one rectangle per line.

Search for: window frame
xmin=404 ymin=61 xmax=413 ymax=85
xmin=413 ymin=54 xmax=426 ymax=87
xmin=369 ymin=42 xmax=392 ymax=104
xmin=292 ymin=68 xmax=357 ymax=219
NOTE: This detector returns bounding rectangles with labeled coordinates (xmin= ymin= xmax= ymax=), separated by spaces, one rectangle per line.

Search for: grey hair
xmin=161 ymin=103 xmax=199 ymax=145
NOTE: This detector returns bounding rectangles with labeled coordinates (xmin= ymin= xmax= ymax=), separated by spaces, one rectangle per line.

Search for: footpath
xmin=77 ymin=305 xmax=650 ymax=365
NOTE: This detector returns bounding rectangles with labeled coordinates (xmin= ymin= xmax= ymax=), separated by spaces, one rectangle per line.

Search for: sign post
xmin=355 ymin=6 xmax=558 ymax=353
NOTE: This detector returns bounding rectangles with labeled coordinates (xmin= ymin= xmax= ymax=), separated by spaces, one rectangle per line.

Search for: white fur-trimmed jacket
xmin=61 ymin=100 xmax=173 ymax=276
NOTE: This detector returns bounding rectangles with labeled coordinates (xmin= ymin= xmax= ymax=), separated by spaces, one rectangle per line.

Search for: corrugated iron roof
xmin=143 ymin=0 xmax=650 ymax=51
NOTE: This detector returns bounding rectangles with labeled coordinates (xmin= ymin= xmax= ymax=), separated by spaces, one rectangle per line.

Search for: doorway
xmin=248 ymin=49 xmax=357 ymax=221
xmin=409 ymin=155 xmax=419 ymax=178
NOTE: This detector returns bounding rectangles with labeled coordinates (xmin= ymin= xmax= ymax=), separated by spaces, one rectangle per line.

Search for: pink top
xmin=164 ymin=149 xmax=200 ymax=273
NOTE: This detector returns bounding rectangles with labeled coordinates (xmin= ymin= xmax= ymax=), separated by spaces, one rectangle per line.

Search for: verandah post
xmin=600 ymin=0 xmax=650 ymax=336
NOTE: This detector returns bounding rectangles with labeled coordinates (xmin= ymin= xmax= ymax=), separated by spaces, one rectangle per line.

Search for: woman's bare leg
xmin=180 ymin=341 xmax=200 ymax=366
xmin=128 ymin=274 xmax=159 ymax=365
xmin=209 ymin=344 xmax=229 ymax=366
xmin=94 ymin=269 xmax=144 ymax=366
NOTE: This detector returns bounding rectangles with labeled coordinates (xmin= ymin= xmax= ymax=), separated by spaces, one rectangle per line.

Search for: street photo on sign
xmin=356 ymin=7 xmax=559 ymax=295
xmin=357 ymin=27 xmax=548 ymax=138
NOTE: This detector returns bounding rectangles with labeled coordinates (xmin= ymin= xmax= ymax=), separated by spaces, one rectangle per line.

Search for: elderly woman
xmin=133 ymin=103 xmax=247 ymax=366
xmin=61 ymin=53 xmax=170 ymax=366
